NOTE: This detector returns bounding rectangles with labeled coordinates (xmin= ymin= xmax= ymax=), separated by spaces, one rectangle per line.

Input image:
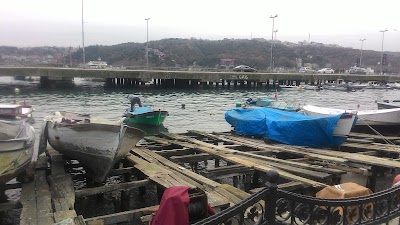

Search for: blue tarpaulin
xmin=225 ymin=108 xmax=347 ymax=147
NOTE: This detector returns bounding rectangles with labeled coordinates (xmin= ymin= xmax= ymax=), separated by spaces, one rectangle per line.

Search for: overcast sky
xmin=0 ymin=0 xmax=399 ymax=52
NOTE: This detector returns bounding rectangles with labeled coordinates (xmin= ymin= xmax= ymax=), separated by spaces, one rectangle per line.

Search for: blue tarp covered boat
xmin=225 ymin=108 xmax=353 ymax=147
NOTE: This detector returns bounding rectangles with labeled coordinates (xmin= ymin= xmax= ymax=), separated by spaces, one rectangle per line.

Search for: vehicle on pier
xmin=225 ymin=107 xmax=355 ymax=147
xmin=0 ymin=119 xmax=35 ymax=184
xmin=232 ymin=65 xmax=257 ymax=72
xmin=40 ymin=112 xmax=145 ymax=183
xmin=317 ymin=68 xmax=334 ymax=74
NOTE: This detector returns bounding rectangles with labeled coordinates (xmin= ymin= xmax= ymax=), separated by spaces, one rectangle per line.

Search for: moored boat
xmin=41 ymin=112 xmax=145 ymax=183
xmin=0 ymin=102 xmax=35 ymax=123
xmin=124 ymin=107 xmax=168 ymax=126
xmin=246 ymin=97 xmax=300 ymax=112
xmin=377 ymin=100 xmax=400 ymax=109
xmin=225 ymin=107 xmax=355 ymax=147
xmin=0 ymin=119 xmax=35 ymax=184
xmin=303 ymin=104 xmax=400 ymax=135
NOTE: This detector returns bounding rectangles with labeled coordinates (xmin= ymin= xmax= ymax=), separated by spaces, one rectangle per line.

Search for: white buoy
xmin=14 ymin=88 xmax=20 ymax=93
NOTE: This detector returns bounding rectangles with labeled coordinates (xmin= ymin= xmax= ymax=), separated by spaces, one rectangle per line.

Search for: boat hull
xmin=124 ymin=110 xmax=168 ymax=126
xmin=302 ymin=105 xmax=357 ymax=137
xmin=44 ymin=114 xmax=144 ymax=183
xmin=303 ymin=105 xmax=400 ymax=135
xmin=377 ymin=102 xmax=400 ymax=109
xmin=0 ymin=120 xmax=35 ymax=184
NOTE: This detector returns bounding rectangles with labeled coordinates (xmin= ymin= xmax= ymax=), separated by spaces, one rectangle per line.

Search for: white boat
xmin=303 ymin=104 xmax=400 ymax=135
xmin=365 ymin=81 xmax=390 ymax=89
xmin=41 ymin=112 xmax=145 ymax=183
xmin=278 ymin=85 xmax=302 ymax=90
xmin=322 ymin=79 xmax=348 ymax=91
xmin=302 ymin=105 xmax=357 ymax=138
xmin=377 ymin=100 xmax=400 ymax=109
xmin=0 ymin=102 xmax=34 ymax=123
xmin=347 ymin=82 xmax=368 ymax=90
xmin=0 ymin=119 xmax=35 ymax=184
xmin=387 ymin=82 xmax=400 ymax=89
xmin=300 ymin=84 xmax=323 ymax=91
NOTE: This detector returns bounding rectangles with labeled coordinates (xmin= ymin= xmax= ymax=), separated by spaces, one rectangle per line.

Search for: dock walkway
xmin=1 ymin=131 xmax=399 ymax=224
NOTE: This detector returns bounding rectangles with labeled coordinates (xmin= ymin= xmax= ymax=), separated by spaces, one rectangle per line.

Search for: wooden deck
xmin=1 ymin=131 xmax=398 ymax=224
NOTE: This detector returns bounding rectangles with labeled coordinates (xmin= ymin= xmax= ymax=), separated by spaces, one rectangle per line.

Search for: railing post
xmin=265 ymin=170 xmax=279 ymax=225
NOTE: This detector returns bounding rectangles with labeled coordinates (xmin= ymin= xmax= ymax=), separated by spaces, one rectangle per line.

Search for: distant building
xmin=86 ymin=57 xmax=108 ymax=68
xmin=220 ymin=58 xmax=235 ymax=69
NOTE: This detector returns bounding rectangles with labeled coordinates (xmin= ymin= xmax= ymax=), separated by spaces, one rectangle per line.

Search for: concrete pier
xmin=0 ymin=66 xmax=399 ymax=88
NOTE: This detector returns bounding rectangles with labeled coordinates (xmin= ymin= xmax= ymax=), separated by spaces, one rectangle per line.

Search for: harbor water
xmin=0 ymin=76 xmax=400 ymax=224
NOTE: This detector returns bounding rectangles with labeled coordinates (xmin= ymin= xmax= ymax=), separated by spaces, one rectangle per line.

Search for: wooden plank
xmin=218 ymin=133 xmax=400 ymax=169
xmin=157 ymin=133 xmax=328 ymax=188
xmin=213 ymin=133 xmax=348 ymax=164
xmin=130 ymin=148 xmax=251 ymax=205
xmin=20 ymin=198 xmax=37 ymax=225
xmin=108 ymin=167 xmax=134 ymax=176
xmin=47 ymin=174 xmax=75 ymax=211
xmin=126 ymin=153 xmax=231 ymax=208
xmin=346 ymin=137 xmax=374 ymax=144
xmin=35 ymin=170 xmax=51 ymax=197
xmin=349 ymin=132 xmax=400 ymax=141
xmin=250 ymin=181 xmax=305 ymax=193
xmin=53 ymin=210 xmax=77 ymax=223
xmin=170 ymin=153 xmax=214 ymax=163
xmin=154 ymin=148 xmax=195 ymax=157
xmin=0 ymin=201 xmax=22 ymax=211
xmin=341 ymin=142 xmax=400 ymax=154
xmin=36 ymin=154 xmax=49 ymax=170
xmin=75 ymin=179 xmax=150 ymax=197
xmin=36 ymin=195 xmax=54 ymax=224
xmin=85 ymin=205 xmax=159 ymax=225
xmin=4 ymin=182 xmax=22 ymax=190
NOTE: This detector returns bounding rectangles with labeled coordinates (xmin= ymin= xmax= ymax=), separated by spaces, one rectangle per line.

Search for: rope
xmin=0 ymin=149 xmax=26 ymax=176
xmin=357 ymin=117 xmax=397 ymax=146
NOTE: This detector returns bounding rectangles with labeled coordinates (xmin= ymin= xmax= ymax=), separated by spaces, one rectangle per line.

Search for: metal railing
xmin=194 ymin=171 xmax=400 ymax=225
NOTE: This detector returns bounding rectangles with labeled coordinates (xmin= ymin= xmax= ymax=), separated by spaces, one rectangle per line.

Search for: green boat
xmin=123 ymin=107 xmax=168 ymax=126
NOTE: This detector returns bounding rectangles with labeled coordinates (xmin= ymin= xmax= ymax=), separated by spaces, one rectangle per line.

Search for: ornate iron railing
xmin=194 ymin=171 xmax=400 ymax=225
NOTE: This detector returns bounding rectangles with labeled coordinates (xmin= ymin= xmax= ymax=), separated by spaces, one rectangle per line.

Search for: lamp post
xmin=145 ymin=18 xmax=150 ymax=68
xmin=274 ymin=29 xmax=278 ymax=41
xmin=81 ymin=0 xmax=85 ymax=66
xmin=379 ymin=29 xmax=388 ymax=75
xmin=359 ymin=38 xmax=366 ymax=67
xmin=269 ymin=14 xmax=278 ymax=71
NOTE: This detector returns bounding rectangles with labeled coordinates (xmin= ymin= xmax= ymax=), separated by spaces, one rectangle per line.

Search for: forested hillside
xmin=1 ymin=38 xmax=399 ymax=73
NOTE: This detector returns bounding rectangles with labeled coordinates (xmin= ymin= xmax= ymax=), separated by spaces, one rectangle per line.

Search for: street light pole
xmin=359 ymin=38 xmax=366 ymax=67
xmin=82 ymin=0 xmax=85 ymax=66
xmin=379 ymin=29 xmax=388 ymax=75
xmin=269 ymin=14 xmax=278 ymax=71
xmin=145 ymin=18 xmax=150 ymax=68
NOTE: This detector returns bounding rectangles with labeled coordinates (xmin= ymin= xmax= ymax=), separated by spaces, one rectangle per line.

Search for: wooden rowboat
xmin=41 ymin=112 xmax=145 ymax=183
xmin=0 ymin=119 xmax=35 ymax=184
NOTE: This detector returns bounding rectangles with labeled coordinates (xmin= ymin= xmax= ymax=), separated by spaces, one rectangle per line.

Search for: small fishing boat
xmin=225 ymin=107 xmax=356 ymax=147
xmin=278 ymin=85 xmax=302 ymax=90
xmin=41 ymin=112 xmax=145 ymax=183
xmin=123 ymin=107 xmax=168 ymax=126
xmin=246 ymin=98 xmax=300 ymax=112
xmin=0 ymin=102 xmax=34 ymax=123
xmin=0 ymin=119 xmax=35 ymax=184
xmin=303 ymin=104 xmax=400 ymax=135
